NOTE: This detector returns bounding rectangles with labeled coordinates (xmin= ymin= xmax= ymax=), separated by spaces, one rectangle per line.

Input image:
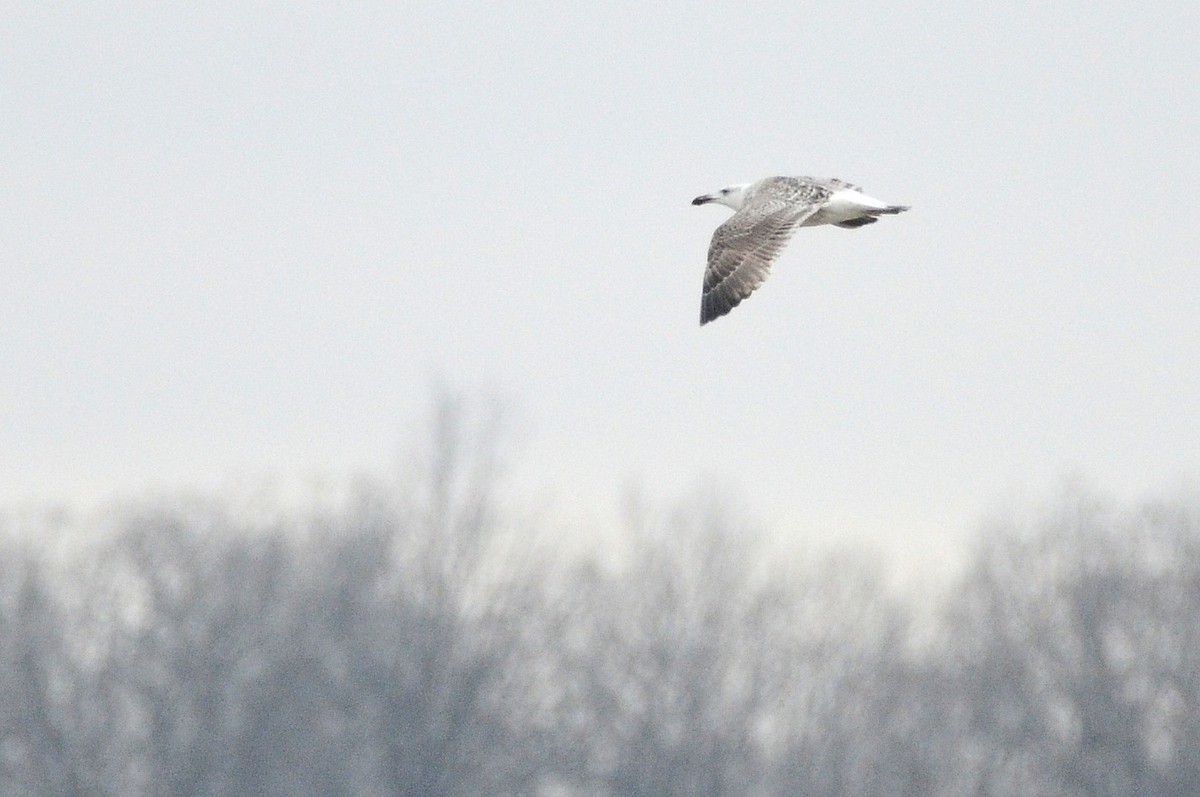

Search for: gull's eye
xmin=721 ymin=188 xmax=730 ymax=195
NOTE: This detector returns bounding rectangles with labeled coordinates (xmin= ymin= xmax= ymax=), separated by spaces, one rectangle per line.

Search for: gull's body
xmin=692 ymin=176 xmax=909 ymax=325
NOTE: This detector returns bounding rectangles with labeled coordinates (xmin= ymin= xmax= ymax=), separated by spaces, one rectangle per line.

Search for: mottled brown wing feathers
xmin=700 ymin=203 xmax=817 ymax=324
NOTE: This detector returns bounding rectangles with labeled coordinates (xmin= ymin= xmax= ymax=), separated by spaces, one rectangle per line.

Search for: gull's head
xmin=692 ymin=183 xmax=751 ymax=211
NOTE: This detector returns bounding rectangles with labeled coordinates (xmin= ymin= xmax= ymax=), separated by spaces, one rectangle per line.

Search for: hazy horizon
xmin=4 ymin=1 xmax=1199 ymax=576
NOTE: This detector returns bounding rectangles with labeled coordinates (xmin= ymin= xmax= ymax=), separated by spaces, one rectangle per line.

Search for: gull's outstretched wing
xmin=700 ymin=199 xmax=821 ymax=325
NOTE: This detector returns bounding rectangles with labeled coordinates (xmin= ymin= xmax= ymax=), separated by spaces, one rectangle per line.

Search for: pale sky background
xmin=3 ymin=2 xmax=1199 ymax=571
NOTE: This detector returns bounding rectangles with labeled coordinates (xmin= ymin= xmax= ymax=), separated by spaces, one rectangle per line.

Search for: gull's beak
xmin=692 ymin=194 xmax=715 ymax=205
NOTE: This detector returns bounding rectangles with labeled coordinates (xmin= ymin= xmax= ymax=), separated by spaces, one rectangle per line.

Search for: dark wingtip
xmin=700 ymin=296 xmax=735 ymax=325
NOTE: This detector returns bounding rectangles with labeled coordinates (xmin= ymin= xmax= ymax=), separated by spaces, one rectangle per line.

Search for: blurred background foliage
xmin=2 ymin=397 xmax=1198 ymax=797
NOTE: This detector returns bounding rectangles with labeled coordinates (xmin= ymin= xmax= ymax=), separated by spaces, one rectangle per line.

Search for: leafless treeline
xmin=2 ymin=405 xmax=1199 ymax=796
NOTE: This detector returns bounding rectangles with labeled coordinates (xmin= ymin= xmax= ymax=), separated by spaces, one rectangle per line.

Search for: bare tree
xmin=81 ymin=503 xmax=353 ymax=797
xmin=302 ymin=391 xmax=549 ymax=797
xmin=7 ymin=405 xmax=1200 ymax=797
xmin=0 ymin=393 xmax=551 ymax=797
xmin=946 ymin=489 xmax=1200 ymax=797
xmin=543 ymin=497 xmax=798 ymax=797
xmin=763 ymin=553 xmax=935 ymax=797
xmin=0 ymin=543 xmax=93 ymax=797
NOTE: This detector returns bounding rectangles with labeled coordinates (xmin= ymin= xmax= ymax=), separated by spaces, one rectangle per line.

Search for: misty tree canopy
xmin=2 ymin=404 xmax=1198 ymax=797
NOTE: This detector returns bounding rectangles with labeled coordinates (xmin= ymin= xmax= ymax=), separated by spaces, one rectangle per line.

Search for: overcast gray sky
xmin=4 ymin=1 xmax=1198 ymax=566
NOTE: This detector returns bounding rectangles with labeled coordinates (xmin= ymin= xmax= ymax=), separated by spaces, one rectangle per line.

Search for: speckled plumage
xmin=692 ymin=176 xmax=909 ymax=325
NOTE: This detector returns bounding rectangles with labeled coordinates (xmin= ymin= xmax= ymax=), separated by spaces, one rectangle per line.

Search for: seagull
xmin=692 ymin=176 xmax=909 ymax=324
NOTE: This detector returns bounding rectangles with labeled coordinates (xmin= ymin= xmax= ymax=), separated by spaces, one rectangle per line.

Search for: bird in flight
xmin=692 ymin=176 xmax=909 ymax=325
